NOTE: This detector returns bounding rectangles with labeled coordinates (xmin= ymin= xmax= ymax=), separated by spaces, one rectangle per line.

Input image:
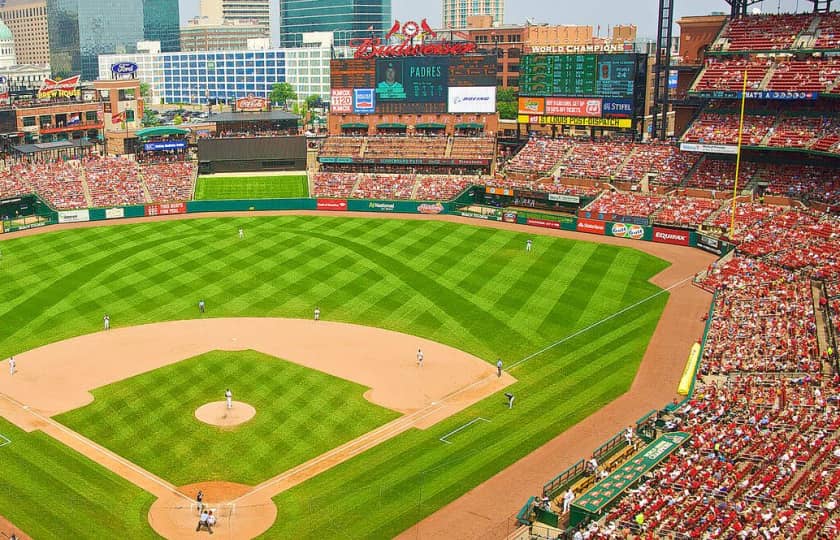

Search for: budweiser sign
xmin=236 ymin=95 xmax=268 ymax=112
xmin=38 ymin=75 xmax=81 ymax=99
xmin=352 ymin=37 xmax=476 ymax=59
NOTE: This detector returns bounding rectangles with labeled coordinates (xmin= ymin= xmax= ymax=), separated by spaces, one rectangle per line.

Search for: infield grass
xmin=194 ymin=174 xmax=309 ymax=200
xmin=55 ymin=350 xmax=398 ymax=485
xmin=0 ymin=216 xmax=671 ymax=538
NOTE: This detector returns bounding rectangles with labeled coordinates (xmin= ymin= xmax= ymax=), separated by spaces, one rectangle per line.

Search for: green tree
xmin=139 ymin=82 xmax=151 ymax=99
xmin=496 ymin=87 xmax=517 ymax=120
xmin=142 ymin=109 xmax=160 ymax=127
xmin=173 ymin=114 xmax=183 ymax=125
xmin=269 ymin=82 xmax=297 ymax=109
xmin=305 ymin=94 xmax=321 ymax=109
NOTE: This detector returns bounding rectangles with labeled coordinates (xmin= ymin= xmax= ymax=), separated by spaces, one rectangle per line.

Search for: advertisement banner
xmin=502 ymin=211 xmax=517 ymax=223
xmin=548 ymin=193 xmax=580 ymax=204
xmin=653 ymin=227 xmax=691 ymax=246
xmin=144 ymin=141 xmax=187 ymax=151
xmin=518 ymin=97 xmax=545 ymax=115
xmin=526 ymin=218 xmax=562 ymax=229
xmin=610 ymin=222 xmax=645 ymax=240
xmin=485 ymin=186 xmax=514 ymax=196
xmin=417 ymin=202 xmax=444 ymax=214
xmin=105 ymin=208 xmax=125 ymax=219
xmin=375 ymin=57 xmax=448 ymax=103
xmin=58 ymin=209 xmax=90 ymax=223
xmin=697 ymin=234 xmax=722 ymax=254
xmin=545 ymin=97 xmax=602 ymax=117
xmin=145 ymin=202 xmax=186 ymax=216
xmin=316 ymin=199 xmax=348 ymax=211
xmin=330 ymin=89 xmax=353 ymax=113
xmin=447 ymin=86 xmax=496 ymax=113
xmin=679 ymin=142 xmax=738 ymax=155
xmin=367 ymin=201 xmax=396 ymax=212
xmin=38 ymin=75 xmax=81 ymax=100
xmin=576 ymin=218 xmax=605 ymax=235
xmin=353 ymin=88 xmax=376 ymax=114
xmin=460 ymin=211 xmax=501 ymax=221
xmin=235 ymin=95 xmax=268 ymax=112
xmin=518 ymin=115 xmax=632 ymax=128
xmin=602 ymin=98 xmax=634 ymax=118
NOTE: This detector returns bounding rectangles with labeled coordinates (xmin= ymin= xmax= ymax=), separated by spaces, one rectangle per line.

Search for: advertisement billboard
xmin=145 ymin=202 xmax=186 ymax=216
xmin=236 ymin=95 xmax=268 ymax=112
xmin=518 ymin=115 xmax=632 ymax=128
xmin=330 ymin=88 xmax=353 ymax=113
xmin=520 ymin=54 xmax=641 ymax=99
xmin=448 ymin=86 xmax=496 ymax=113
xmin=316 ymin=199 xmax=348 ymax=211
xmin=353 ymin=88 xmax=376 ymax=114
xmin=602 ymin=98 xmax=633 ymax=118
xmin=679 ymin=143 xmax=738 ymax=155
xmin=576 ymin=218 xmax=606 ymax=235
xmin=58 ymin=209 xmax=90 ymax=223
xmin=144 ymin=141 xmax=187 ymax=151
xmin=375 ymin=57 xmax=448 ymax=103
xmin=545 ymin=97 xmax=602 ymax=117
xmin=653 ymin=227 xmax=691 ymax=246
xmin=518 ymin=97 xmax=545 ymax=115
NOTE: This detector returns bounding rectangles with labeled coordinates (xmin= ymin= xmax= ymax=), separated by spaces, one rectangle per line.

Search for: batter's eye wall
xmin=198 ymin=136 xmax=307 ymax=173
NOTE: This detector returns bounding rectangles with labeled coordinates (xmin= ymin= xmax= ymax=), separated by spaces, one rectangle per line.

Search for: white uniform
xmin=238 ymin=228 xmax=244 ymax=239
xmin=314 ymin=308 xmax=320 ymax=321
xmin=526 ymin=239 xmax=532 ymax=252
xmin=225 ymin=389 xmax=232 ymax=409
xmin=103 ymin=315 xmax=110 ymax=330
xmin=563 ymin=489 xmax=575 ymax=513
xmin=417 ymin=349 xmax=423 ymax=366
xmin=8 ymin=356 xmax=15 ymax=375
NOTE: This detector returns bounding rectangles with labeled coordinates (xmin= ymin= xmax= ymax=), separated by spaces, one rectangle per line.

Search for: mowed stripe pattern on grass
xmin=193 ymin=175 xmax=308 ymax=200
xmin=0 ymin=417 xmax=159 ymax=539
xmin=0 ymin=216 xmax=670 ymax=538
xmin=54 ymin=350 xmax=398 ymax=486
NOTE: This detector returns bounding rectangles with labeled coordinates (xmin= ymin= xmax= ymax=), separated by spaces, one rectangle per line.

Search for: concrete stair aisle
xmin=409 ymin=175 xmax=421 ymax=199
xmin=759 ymin=63 xmax=779 ymax=91
xmin=613 ymin=145 xmax=638 ymax=179
xmin=79 ymin=166 xmax=94 ymax=207
xmin=679 ymin=155 xmax=706 ymax=188
xmin=359 ymin=138 xmax=368 ymax=158
xmin=444 ymin=136 xmax=453 ymax=158
xmin=547 ymin=144 xmax=577 ymax=177
xmin=349 ymin=174 xmax=364 ymax=197
xmin=138 ymin=171 xmax=153 ymax=203
xmin=811 ymin=281 xmax=834 ymax=378
xmin=759 ymin=115 xmax=785 ymax=147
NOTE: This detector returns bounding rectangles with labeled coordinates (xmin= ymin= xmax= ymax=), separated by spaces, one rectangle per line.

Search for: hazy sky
xmin=179 ymin=0 xmax=813 ymax=39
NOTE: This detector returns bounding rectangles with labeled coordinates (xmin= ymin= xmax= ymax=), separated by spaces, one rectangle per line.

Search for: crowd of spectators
xmin=504 ymin=138 xmax=575 ymax=176
xmin=583 ymin=192 xmax=665 ymax=220
xmin=685 ymin=158 xmax=759 ymax=191
xmin=82 ymin=156 xmax=145 ymax=208
xmin=311 ymin=172 xmax=479 ymax=201
xmin=653 ymin=196 xmax=723 ymax=228
xmin=0 ymin=161 xmax=87 ymax=209
xmin=682 ymin=112 xmax=777 ymax=147
xmin=712 ymin=12 xmax=813 ymax=52
xmin=616 ymin=142 xmax=700 ymax=188
xmin=141 ymin=162 xmax=196 ymax=203
xmin=759 ymin=163 xmax=840 ymax=204
xmin=558 ymin=140 xmax=636 ymax=180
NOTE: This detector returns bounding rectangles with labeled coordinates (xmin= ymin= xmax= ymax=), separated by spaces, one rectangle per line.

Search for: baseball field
xmin=193 ymin=174 xmax=309 ymax=200
xmin=0 ymin=214 xmax=675 ymax=538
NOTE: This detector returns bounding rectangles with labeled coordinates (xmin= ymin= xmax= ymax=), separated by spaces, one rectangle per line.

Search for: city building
xmin=0 ymin=18 xmax=14 ymax=68
xmin=46 ymin=0 xmax=179 ymax=81
xmin=181 ymin=18 xmax=268 ymax=52
xmin=442 ymin=0 xmax=503 ymax=30
xmin=0 ymin=62 xmax=49 ymax=91
xmin=143 ymin=0 xmax=181 ymax=54
xmin=200 ymin=0 xmax=269 ymax=33
xmin=0 ymin=0 xmax=50 ymax=65
xmin=93 ymin=77 xmax=144 ymax=154
xmin=99 ymin=39 xmax=349 ymax=106
xmin=279 ymin=0 xmax=391 ymax=47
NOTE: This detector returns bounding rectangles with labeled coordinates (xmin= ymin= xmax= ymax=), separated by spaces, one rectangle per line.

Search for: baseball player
xmin=238 ymin=227 xmax=244 ymax=239
xmin=103 ymin=314 xmax=110 ymax=331
xmin=314 ymin=307 xmax=320 ymax=321
xmin=625 ymin=425 xmax=635 ymax=449
xmin=526 ymin=239 xmax=532 ymax=252
xmin=225 ymin=388 xmax=232 ymax=409
xmin=8 ymin=356 xmax=15 ymax=375
xmin=505 ymin=392 xmax=515 ymax=409
xmin=195 ymin=490 xmax=204 ymax=513
xmin=496 ymin=358 xmax=503 ymax=378
xmin=563 ymin=488 xmax=575 ymax=513
xmin=417 ymin=348 xmax=423 ymax=367
xmin=198 ymin=300 xmax=205 ymax=314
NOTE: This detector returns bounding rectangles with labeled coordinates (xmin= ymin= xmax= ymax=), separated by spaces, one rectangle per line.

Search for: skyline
xmin=180 ymin=0 xmax=818 ymax=39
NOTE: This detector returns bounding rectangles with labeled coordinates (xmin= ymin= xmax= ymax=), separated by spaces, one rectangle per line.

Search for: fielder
xmin=198 ymin=300 xmax=205 ymax=314
xmin=496 ymin=358 xmax=503 ymax=378
xmin=238 ymin=227 xmax=244 ymax=239
xmin=225 ymin=388 xmax=233 ymax=409
xmin=8 ymin=356 xmax=15 ymax=375
xmin=417 ymin=348 xmax=424 ymax=366
xmin=103 ymin=314 xmax=110 ymax=331
xmin=526 ymin=239 xmax=532 ymax=252
xmin=505 ymin=392 xmax=515 ymax=409
xmin=314 ymin=307 xmax=320 ymax=321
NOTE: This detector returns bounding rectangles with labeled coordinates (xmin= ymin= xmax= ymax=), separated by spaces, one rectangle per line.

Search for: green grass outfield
xmin=55 ymin=350 xmax=398 ymax=486
xmin=193 ymin=174 xmax=309 ymax=200
xmin=0 ymin=216 xmax=670 ymax=538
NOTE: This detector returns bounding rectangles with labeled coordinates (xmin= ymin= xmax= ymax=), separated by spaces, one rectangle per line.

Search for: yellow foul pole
xmin=729 ymin=69 xmax=749 ymax=240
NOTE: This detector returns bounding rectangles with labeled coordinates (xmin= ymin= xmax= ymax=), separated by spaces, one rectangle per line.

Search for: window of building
xmin=22 ymin=116 xmax=35 ymax=127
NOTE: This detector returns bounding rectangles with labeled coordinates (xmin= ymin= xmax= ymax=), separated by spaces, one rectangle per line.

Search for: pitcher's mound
xmin=195 ymin=401 xmax=256 ymax=427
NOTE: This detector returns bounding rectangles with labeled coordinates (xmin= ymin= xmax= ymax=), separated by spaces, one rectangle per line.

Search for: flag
xmin=111 ymin=111 xmax=126 ymax=124
xmin=67 ymin=114 xmax=80 ymax=125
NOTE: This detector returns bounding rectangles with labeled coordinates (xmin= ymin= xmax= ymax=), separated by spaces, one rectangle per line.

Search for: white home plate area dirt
xmin=0 ymin=212 xmax=716 ymax=539
xmin=195 ymin=401 xmax=256 ymax=427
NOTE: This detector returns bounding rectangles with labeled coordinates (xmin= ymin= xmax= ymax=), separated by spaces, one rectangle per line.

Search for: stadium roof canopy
xmin=209 ymin=111 xmax=299 ymax=123
xmin=416 ymin=122 xmax=446 ymax=129
xmin=455 ymin=122 xmax=484 ymax=130
xmin=12 ymin=139 xmax=94 ymax=154
xmin=136 ymin=126 xmax=190 ymax=139
xmin=376 ymin=122 xmax=407 ymax=129
xmin=340 ymin=122 xmax=368 ymax=129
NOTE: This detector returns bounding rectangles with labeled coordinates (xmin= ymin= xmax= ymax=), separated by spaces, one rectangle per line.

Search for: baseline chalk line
xmin=439 ymin=417 xmax=491 ymax=445
xmin=0 ymin=433 xmax=10 ymax=448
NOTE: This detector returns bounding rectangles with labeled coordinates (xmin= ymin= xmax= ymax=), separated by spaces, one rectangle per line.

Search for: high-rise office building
xmin=46 ymin=0 xmax=179 ymax=80
xmin=143 ymin=0 xmax=181 ymax=53
xmin=0 ymin=0 xmax=50 ymax=65
xmin=279 ymin=0 xmax=391 ymax=46
xmin=200 ymin=0 xmax=270 ymax=33
xmin=442 ymin=0 xmax=503 ymax=29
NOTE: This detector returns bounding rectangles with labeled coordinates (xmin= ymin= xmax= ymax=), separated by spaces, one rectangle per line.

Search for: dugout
xmin=197 ymin=135 xmax=306 ymax=173
xmin=0 ymin=194 xmax=54 ymax=232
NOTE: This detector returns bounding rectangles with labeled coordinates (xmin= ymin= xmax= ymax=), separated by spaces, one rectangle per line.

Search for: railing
xmin=39 ymin=122 xmax=104 ymax=134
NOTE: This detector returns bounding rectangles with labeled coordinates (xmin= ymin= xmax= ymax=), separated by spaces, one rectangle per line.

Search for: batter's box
xmin=439 ymin=417 xmax=491 ymax=445
xmin=0 ymin=433 xmax=11 ymax=448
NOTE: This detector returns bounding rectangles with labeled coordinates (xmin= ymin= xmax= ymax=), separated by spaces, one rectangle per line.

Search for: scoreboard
xmin=330 ymin=54 xmax=497 ymax=115
xmin=520 ymin=53 xmax=641 ymax=99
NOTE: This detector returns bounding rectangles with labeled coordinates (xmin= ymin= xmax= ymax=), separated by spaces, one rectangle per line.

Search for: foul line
xmin=0 ymin=393 xmax=190 ymax=503
xmin=0 ymin=433 xmax=10 ymax=448
xmin=507 ymin=275 xmax=695 ymax=371
xmin=439 ymin=417 xmax=491 ymax=445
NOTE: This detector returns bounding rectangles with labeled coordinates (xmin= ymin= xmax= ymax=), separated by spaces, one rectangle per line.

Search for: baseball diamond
xmin=0 ymin=213 xmax=704 ymax=538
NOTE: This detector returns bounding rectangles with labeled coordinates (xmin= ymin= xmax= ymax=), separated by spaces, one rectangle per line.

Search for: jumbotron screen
xmin=330 ymin=55 xmax=497 ymax=114
xmin=519 ymin=53 xmax=643 ymax=99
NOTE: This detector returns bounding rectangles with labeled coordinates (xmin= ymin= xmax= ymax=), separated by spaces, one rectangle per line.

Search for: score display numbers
xmin=520 ymin=53 xmax=639 ymax=99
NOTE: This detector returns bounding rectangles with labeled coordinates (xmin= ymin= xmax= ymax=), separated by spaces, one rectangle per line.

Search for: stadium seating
xmin=504 ymin=138 xmax=575 ymax=176
xmin=558 ymin=140 xmax=635 ymax=179
xmin=684 ymin=158 xmax=759 ymax=191
xmin=758 ymin=163 xmax=840 ymax=203
xmin=6 ymin=161 xmax=88 ymax=210
xmin=713 ymin=13 xmax=813 ymax=52
xmin=653 ymin=197 xmax=722 ymax=228
xmin=583 ymin=192 xmax=664 ymax=219
xmin=141 ymin=162 xmax=197 ymax=203
xmin=815 ymin=11 xmax=840 ymax=50
xmin=693 ymin=58 xmax=772 ymax=92
xmin=616 ymin=142 xmax=700 ymax=188
xmin=82 ymin=156 xmax=146 ymax=208
xmin=681 ymin=112 xmax=776 ymax=146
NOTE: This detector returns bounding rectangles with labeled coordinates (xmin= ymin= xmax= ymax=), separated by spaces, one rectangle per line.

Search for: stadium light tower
xmin=806 ymin=0 xmax=833 ymax=12
xmin=724 ymin=0 xmax=764 ymax=17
